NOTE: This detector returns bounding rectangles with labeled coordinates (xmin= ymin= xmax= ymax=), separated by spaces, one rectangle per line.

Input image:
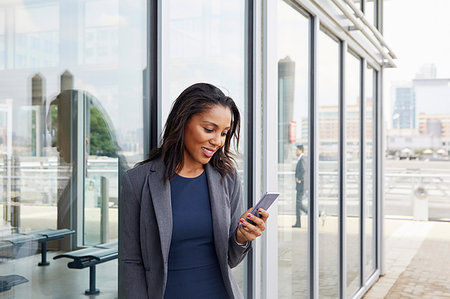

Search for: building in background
xmin=388 ymin=65 xmax=450 ymax=156
xmin=392 ymin=83 xmax=415 ymax=129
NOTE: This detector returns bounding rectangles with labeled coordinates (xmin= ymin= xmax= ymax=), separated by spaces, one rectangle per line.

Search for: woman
xmin=120 ymin=83 xmax=269 ymax=298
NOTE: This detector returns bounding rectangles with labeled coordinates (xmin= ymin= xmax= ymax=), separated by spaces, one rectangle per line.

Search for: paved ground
xmin=364 ymin=220 xmax=450 ymax=299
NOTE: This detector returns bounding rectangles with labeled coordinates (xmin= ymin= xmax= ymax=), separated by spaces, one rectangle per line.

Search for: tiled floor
xmin=1 ymin=250 xmax=118 ymax=299
xmin=2 ymin=218 xmax=449 ymax=298
xmin=364 ymin=220 xmax=450 ymax=299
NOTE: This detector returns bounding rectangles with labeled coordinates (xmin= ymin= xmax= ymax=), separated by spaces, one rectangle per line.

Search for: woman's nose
xmin=210 ymin=133 xmax=222 ymax=146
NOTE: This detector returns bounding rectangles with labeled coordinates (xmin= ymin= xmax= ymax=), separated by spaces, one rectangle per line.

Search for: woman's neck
xmin=177 ymin=163 xmax=205 ymax=178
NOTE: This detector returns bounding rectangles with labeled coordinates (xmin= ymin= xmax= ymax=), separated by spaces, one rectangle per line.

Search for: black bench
xmin=24 ymin=229 xmax=75 ymax=266
xmin=0 ymin=229 xmax=74 ymax=266
xmin=0 ymin=275 xmax=28 ymax=293
xmin=54 ymin=241 xmax=118 ymax=295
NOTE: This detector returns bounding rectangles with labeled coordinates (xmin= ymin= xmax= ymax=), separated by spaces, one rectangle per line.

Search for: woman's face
xmin=183 ymin=104 xmax=232 ymax=169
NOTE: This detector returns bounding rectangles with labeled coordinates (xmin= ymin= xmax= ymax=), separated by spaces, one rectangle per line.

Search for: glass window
xmin=161 ymin=0 xmax=248 ymax=293
xmin=276 ymin=1 xmax=309 ymax=297
xmin=0 ymin=0 xmax=147 ymax=297
xmin=365 ymin=65 xmax=376 ymax=280
xmin=346 ymin=51 xmax=361 ymax=297
xmin=14 ymin=5 xmax=59 ymax=68
xmin=0 ymin=9 xmax=5 ymax=69
xmin=364 ymin=0 xmax=377 ymax=27
xmin=317 ymin=29 xmax=340 ymax=299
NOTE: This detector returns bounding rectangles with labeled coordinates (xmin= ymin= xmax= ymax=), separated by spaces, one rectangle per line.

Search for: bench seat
xmin=54 ymin=242 xmax=118 ymax=295
xmin=0 ymin=275 xmax=28 ymax=293
xmin=0 ymin=229 xmax=74 ymax=266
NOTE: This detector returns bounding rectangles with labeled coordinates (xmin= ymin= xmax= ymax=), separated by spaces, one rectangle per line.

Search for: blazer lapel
xmin=205 ymin=164 xmax=229 ymax=267
xmin=147 ymin=159 xmax=172 ymax=266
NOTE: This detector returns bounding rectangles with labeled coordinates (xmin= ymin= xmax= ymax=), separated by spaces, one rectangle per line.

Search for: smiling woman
xmin=120 ymin=83 xmax=269 ymax=298
xmin=182 ymin=105 xmax=232 ymax=177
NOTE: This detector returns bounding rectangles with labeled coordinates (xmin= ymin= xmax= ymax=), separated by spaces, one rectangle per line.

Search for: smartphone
xmin=245 ymin=192 xmax=279 ymax=225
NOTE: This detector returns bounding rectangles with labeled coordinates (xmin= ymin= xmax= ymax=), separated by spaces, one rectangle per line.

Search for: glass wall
xmin=317 ymin=29 xmax=340 ymax=299
xmin=365 ymin=65 xmax=376 ymax=280
xmin=346 ymin=51 xmax=361 ymax=297
xmin=364 ymin=0 xmax=377 ymax=27
xmin=276 ymin=1 xmax=309 ymax=297
xmin=0 ymin=0 xmax=147 ymax=297
xmin=0 ymin=9 xmax=5 ymax=69
xmin=161 ymin=0 xmax=248 ymax=293
xmin=0 ymin=0 xmax=386 ymax=297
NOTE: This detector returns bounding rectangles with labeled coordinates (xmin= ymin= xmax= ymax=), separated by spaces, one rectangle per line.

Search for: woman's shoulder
xmin=124 ymin=158 xmax=162 ymax=184
xmin=216 ymin=165 xmax=241 ymax=187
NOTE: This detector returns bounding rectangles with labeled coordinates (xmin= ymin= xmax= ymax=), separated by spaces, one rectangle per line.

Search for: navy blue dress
xmin=164 ymin=172 xmax=229 ymax=299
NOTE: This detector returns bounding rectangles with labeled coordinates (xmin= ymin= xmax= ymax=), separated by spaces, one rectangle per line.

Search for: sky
xmin=383 ymin=0 xmax=450 ymax=122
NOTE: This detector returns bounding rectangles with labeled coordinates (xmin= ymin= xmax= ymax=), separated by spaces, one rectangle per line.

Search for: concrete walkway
xmin=364 ymin=220 xmax=450 ymax=299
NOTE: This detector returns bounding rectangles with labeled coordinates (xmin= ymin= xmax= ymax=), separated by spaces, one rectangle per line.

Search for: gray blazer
xmin=119 ymin=158 xmax=251 ymax=298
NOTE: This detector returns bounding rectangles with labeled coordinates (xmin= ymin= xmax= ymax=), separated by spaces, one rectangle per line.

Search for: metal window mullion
xmin=261 ymin=0 xmax=278 ymax=297
xmin=378 ymin=70 xmax=385 ymax=277
xmin=245 ymin=0 xmax=255 ymax=298
xmin=374 ymin=0 xmax=379 ymax=30
xmin=359 ymin=58 xmax=366 ymax=288
xmin=75 ymin=92 xmax=85 ymax=248
xmin=338 ymin=41 xmax=347 ymax=299
xmin=373 ymin=70 xmax=379 ymax=272
xmin=145 ymin=0 xmax=159 ymax=152
xmin=308 ymin=15 xmax=319 ymax=299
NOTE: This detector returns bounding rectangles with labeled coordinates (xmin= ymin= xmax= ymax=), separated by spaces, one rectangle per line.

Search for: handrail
xmin=325 ymin=0 xmax=397 ymax=68
xmin=342 ymin=0 xmax=397 ymax=59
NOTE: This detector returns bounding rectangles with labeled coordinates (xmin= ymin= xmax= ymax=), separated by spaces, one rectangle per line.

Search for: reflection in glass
xmin=277 ymin=1 xmax=309 ymax=297
xmin=345 ymin=51 xmax=361 ymax=297
xmin=163 ymin=0 xmax=247 ymax=293
xmin=317 ymin=30 xmax=339 ymax=299
xmin=14 ymin=4 xmax=59 ymax=68
xmin=365 ymin=66 xmax=376 ymax=280
xmin=48 ymin=90 xmax=127 ymax=246
xmin=365 ymin=0 xmax=376 ymax=27
xmin=0 ymin=0 xmax=146 ymax=296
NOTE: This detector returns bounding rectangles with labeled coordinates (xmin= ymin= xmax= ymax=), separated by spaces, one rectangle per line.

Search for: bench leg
xmin=38 ymin=242 xmax=50 ymax=266
xmin=85 ymin=266 xmax=100 ymax=295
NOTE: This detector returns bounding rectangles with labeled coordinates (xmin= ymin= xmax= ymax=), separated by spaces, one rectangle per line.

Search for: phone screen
xmin=246 ymin=192 xmax=279 ymax=225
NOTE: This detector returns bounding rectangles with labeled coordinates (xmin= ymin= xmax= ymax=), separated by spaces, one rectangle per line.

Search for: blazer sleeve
xmin=119 ymin=172 xmax=149 ymax=298
xmin=228 ymin=169 xmax=252 ymax=268
xmin=295 ymin=158 xmax=305 ymax=181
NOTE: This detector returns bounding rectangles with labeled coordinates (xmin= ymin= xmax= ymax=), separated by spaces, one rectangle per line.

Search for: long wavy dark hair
xmin=138 ymin=83 xmax=241 ymax=181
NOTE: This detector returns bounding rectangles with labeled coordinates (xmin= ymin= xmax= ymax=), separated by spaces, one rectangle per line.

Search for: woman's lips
xmin=201 ymin=147 xmax=215 ymax=158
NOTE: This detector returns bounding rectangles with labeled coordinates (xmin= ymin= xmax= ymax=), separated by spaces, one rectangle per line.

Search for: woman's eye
xmin=222 ymin=132 xmax=229 ymax=136
xmin=204 ymin=128 xmax=213 ymax=133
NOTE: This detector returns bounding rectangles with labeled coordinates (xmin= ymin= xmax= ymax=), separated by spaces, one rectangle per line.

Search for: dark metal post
xmin=100 ymin=176 xmax=109 ymax=244
xmin=38 ymin=242 xmax=49 ymax=266
xmin=85 ymin=265 xmax=99 ymax=295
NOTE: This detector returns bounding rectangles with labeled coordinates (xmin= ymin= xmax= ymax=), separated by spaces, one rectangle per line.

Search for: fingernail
xmin=247 ymin=213 xmax=252 ymax=218
xmin=240 ymin=219 xmax=245 ymax=223
xmin=258 ymin=209 xmax=262 ymax=213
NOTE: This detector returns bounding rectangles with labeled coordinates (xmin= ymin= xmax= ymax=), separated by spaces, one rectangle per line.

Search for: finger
xmin=240 ymin=207 xmax=253 ymax=219
xmin=256 ymin=208 xmax=269 ymax=222
xmin=238 ymin=222 xmax=258 ymax=241
xmin=241 ymin=217 xmax=263 ymax=237
xmin=245 ymin=212 xmax=265 ymax=228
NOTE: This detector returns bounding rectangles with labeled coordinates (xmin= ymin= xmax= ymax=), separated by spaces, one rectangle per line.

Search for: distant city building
xmin=392 ymin=83 xmax=415 ymax=129
xmin=415 ymin=63 xmax=437 ymax=79
xmin=386 ymin=134 xmax=442 ymax=151
xmin=300 ymin=98 xmax=372 ymax=144
xmin=278 ymin=56 xmax=295 ymax=163
xmin=418 ymin=113 xmax=450 ymax=138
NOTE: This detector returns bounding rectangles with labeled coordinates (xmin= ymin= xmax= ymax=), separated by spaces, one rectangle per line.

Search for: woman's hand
xmin=236 ymin=207 xmax=269 ymax=244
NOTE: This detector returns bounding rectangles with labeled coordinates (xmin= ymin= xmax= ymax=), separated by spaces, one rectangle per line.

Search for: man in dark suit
xmin=293 ymin=144 xmax=307 ymax=228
